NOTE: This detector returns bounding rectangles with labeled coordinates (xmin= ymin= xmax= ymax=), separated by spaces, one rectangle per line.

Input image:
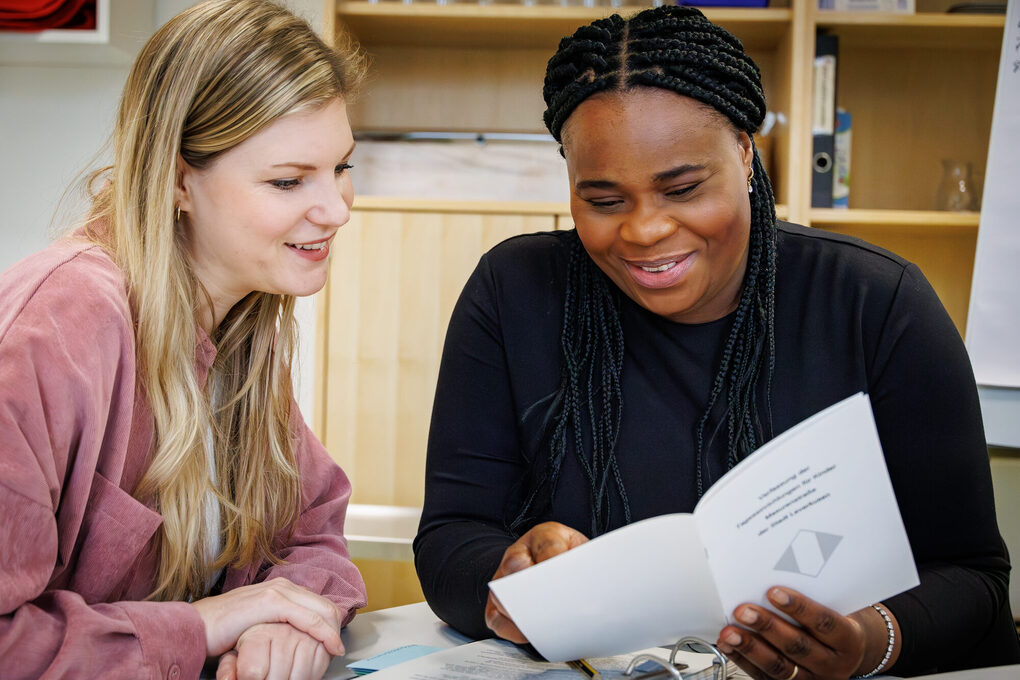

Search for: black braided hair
xmin=509 ymin=5 xmax=777 ymax=537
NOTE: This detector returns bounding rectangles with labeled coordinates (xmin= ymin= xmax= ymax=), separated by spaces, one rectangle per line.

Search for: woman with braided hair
xmin=414 ymin=5 xmax=1018 ymax=678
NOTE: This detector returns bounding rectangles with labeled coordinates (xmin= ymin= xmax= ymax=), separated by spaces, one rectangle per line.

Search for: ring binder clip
xmin=672 ymin=637 xmax=727 ymax=680
xmin=623 ymin=636 xmax=727 ymax=680
xmin=624 ymin=653 xmax=683 ymax=679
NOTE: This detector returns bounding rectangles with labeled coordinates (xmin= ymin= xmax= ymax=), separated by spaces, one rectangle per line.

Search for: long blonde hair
xmin=85 ymin=0 xmax=365 ymax=602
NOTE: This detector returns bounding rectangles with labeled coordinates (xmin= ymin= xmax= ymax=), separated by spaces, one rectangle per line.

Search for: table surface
xmin=326 ymin=602 xmax=1019 ymax=680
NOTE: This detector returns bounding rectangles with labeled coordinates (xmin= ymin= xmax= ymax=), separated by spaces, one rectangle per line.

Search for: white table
xmin=326 ymin=602 xmax=1020 ymax=680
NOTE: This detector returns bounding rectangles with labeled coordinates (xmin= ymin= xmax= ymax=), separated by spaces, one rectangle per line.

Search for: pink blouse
xmin=0 ymin=238 xmax=367 ymax=679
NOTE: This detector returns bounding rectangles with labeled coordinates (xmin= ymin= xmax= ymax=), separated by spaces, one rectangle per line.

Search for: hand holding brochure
xmin=488 ymin=393 xmax=919 ymax=663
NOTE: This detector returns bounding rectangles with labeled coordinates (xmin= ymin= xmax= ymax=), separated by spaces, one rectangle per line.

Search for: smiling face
xmin=176 ymin=97 xmax=355 ymax=331
xmin=562 ymin=88 xmax=754 ymax=324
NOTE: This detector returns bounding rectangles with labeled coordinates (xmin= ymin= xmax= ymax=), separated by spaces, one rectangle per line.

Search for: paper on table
xmin=360 ymin=638 xmax=726 ymax=679
xmin=489 ymin=393 xmax=919 ymax=663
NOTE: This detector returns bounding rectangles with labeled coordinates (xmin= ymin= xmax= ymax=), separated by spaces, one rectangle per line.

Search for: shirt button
xmin=168 ymin=664 xmax=181 ymax=680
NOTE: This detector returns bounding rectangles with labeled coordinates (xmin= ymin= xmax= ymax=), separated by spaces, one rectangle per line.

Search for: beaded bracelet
xmin=856 ymin=604 xmax=895 ymax=678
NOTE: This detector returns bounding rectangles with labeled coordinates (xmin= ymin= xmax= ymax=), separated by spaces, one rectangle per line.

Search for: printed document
xmin=488 ymin=393 xmax=919 ymax=662
xmin=359 ymin=638 xmax=730 ymax=679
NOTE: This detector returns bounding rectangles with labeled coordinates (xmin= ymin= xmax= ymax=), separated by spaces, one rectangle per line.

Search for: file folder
xmin=811 ymin=33 xmax=838 ymax=208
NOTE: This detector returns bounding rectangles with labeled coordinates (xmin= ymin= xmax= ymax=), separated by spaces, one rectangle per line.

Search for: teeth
xmin=640 ymin=262 xmax=676 ymax=273
xmin=290 ymin=242 xmax=326 ymax=251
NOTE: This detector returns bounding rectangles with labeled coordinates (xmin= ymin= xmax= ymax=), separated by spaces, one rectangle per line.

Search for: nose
xmin=307 ymin=177 xmax=352 ymax=229
xmin=619 ymin=200 xmax=677 ymax=247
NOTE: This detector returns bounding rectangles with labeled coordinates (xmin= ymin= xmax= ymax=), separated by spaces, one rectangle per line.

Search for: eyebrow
xmin=270 ymin=142 xmax=357 ymax=170
xmin=575 ymin=163 xmax=705 ymax=191
xmin=652 ymin=163 xmax=705 ymax=182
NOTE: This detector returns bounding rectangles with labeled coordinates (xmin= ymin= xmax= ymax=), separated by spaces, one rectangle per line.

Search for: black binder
xmin=811 ymin=33 xmax=839 ymax=209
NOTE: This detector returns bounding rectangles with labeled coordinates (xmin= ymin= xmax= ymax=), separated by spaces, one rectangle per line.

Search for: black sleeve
xmin=413 ymin=254 xmax=524 ymax=640
xmin=868 ymin=264 xmax=1019 ymax=674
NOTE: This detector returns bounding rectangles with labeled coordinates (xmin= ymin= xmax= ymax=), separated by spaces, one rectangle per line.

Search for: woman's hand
xmin=215 ymin=623 xmax=332 ymax=680
xmin=484 ymin=521 xmax=588 ymax=643
xmin=191 ymin=578 xmax=345 ymax=658
xmin=715 ymin=588 xmax=898 ymax=680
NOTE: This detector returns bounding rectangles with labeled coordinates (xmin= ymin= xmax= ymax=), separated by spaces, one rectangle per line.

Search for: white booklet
xmin=488 ymin=392 xmax=919 ymax=663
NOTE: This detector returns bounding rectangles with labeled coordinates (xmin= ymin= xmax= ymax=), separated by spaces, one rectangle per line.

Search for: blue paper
xmin=347 ymin=644 xmax=445 ymax=675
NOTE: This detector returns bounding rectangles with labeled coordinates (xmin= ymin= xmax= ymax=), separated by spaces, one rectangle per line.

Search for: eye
xmin=335 ymin=162 xmax=354 ymax=175
xmin=585 ymin=197 xmax=623 ymax=209
xmin=270 ymin=178 xmax=300 ymax=190
xmin=667 ymin=184 xmax=699 ymax=198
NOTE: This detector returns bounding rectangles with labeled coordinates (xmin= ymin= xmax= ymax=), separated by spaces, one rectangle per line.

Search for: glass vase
xmin=935 ymin=159 xmax=977 ymax=212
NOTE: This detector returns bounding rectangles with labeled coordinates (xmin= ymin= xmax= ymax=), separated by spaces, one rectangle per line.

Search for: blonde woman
xmin=0 ymin=1 xmax=368 ymax=678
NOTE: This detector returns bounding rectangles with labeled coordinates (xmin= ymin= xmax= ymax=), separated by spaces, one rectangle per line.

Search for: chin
xmin=291 ymin=278 xmax=329 ymax=298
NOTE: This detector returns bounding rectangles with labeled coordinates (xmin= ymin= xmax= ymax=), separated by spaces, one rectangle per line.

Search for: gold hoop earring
xmin=747 ymin=166 xmax=754 ymax=194
xmin=175 ymin=205 xmax=182 ymax=222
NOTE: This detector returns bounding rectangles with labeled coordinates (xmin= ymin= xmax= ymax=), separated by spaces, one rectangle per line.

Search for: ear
xmin=737 ymin=130 xmax=754 ymax=176
xmin=175 ymin=155 xmax=197 ymax=213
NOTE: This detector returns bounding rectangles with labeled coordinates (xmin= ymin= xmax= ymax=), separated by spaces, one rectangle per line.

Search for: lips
xmin=623 ymin=253 xmax=694 ymax=289
xmin=285 ymin=235 xmax=333 ymax=261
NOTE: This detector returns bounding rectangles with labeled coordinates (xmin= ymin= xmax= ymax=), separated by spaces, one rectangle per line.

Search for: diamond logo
xmin=774 ymin=530 xmax=842 ymax=577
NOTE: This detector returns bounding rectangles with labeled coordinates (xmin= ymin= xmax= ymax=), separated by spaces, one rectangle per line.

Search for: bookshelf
xmin=327 ymin=0 xmax=1004 ymax=325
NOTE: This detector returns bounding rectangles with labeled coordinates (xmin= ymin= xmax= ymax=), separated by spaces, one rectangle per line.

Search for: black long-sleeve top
xmin=413 ymin=223 xmax=1020 ymax=675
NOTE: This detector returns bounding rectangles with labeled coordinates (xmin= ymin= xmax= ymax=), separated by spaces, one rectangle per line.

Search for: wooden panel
xmin=338 ymin=4 xmax=793 ymax=51
xmin=353 ymin=558 xmax=424 ymax=613
xmin=321 ymin=210 xmax=555 ymax=506
xmin=349 ymin=45 xmax=549 ymax=133
xmin=347 ymin=22 xmax=787 ymax=135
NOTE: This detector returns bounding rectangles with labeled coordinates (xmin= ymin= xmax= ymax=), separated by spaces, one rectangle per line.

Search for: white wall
xmin=0 ymin=0 xmax=325 ymax=415
xmin=0 ymin=64 xmax=123 ymax=269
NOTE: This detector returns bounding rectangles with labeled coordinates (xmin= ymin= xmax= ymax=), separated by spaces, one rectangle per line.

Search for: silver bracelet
xmin=855 ymin=604 xmax=895 ymax=678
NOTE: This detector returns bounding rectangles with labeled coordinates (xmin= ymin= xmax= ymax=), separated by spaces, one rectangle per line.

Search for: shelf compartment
xmin=815 ymin=11 xmax=1004 ymax=49
xmin=337 ymin=4 xmax=792 ymax=50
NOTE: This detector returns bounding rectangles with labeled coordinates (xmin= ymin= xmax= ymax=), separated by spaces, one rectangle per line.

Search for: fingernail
xmin=770 ymin=588 xmax=791 ymax=606
xmin=736 ymin=608 xmax=758 ymax=625
xmin=724 ymin=630 xmax=742 ymax=646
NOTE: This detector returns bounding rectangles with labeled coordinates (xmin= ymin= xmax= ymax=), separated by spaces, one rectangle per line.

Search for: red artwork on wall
xmin=0 ymin=1 xmax=97 ymax=32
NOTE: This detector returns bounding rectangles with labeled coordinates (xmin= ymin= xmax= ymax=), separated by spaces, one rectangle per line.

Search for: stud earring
xmin=747 ymin=167 xmax=754 ymax=194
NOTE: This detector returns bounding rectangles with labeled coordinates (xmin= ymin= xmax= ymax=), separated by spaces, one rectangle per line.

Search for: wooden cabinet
xmin=315 ymin=200 xmax=560 ymax=506
xmin=319 ymin=1 xmax=1004 ymax=504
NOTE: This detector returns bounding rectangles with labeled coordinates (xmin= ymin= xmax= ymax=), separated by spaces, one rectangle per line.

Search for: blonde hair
xmin=85 ymin=0 xmax=365 ymax=602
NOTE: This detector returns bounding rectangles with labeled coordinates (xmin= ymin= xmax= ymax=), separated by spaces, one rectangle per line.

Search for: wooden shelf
xmin=815 ymin=11 xmax=1004 ymax=49
xmin=337 ymin=4 xmax=792 ymax=49
xmin=352 ymin=196 xmax=571 ymax=216
xmin=353 ymin=196 xmax=790 ymax=221
xmin=810 ymin=208 xmax=980 ymax=234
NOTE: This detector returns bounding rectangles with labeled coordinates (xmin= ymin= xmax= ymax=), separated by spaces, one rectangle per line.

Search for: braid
xmin=508 ymin=233 xmax=627 ymax=537
xmin=513 ymin=5 xmax=777 ymax=536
